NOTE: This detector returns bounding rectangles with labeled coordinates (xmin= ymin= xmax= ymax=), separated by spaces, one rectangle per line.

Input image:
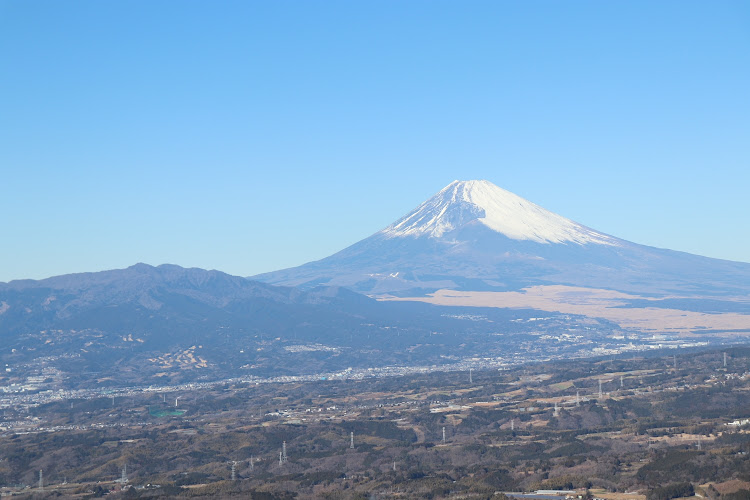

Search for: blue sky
xmin=1 ymin=1 xmax=749 ymax=282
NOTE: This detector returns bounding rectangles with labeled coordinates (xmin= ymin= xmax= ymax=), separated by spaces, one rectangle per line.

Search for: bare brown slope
xmin=381 ymin=285 xmax=750 ymax=336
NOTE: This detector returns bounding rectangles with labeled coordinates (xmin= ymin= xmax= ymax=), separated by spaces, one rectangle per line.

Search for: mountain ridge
xmin=0 ymin=263 xmax=370 ymax=329
xmin=1 ymin=262 xmax=596 ymax=385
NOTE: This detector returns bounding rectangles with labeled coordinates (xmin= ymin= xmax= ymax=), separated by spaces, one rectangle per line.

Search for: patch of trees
xmin=460 ymin=409 xmax=510 ymax=431
xmin=545 ymin=440 xmax=600 ymax=459
xmin=724 ymin=490 xmax=750 ymax=500
xmin=339 ymin=420 xmax=416 ymax=442
xmin=716 ymin=432 xmax=750 ymax=445
xmin=646 ymin=482 xmax=694 ymax=500
xmin=635 ymin=420 xmax=686 ymax=435
xmin=530 ymin=475 xmax=592 ymax=491
xmin=606 ymin=397 xmax=654 ymax=418
xmin=478 ymin=468 xmax=518 ymax=490
xmin=636 ymin=450 xmax=699 ymax=483
xmin=668 ymin=387 xmax=750 ymax=419
xmin=635 ymin=449 xmax=740 ymax=486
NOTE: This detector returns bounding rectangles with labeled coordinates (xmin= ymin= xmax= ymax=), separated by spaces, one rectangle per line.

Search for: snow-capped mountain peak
xmin=253 ymin=178 xmax=750 ymax=296
xmin=381 ymin=180 xmax=618 ymax=245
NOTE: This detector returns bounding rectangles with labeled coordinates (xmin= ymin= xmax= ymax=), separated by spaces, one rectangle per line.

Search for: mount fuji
xmin=254 ymin=180 xmax=750 ymax=298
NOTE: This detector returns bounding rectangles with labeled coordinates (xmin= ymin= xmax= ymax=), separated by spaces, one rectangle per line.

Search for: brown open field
xmin=382 ymin=285 xmax=750 ymax=336
xmin=589 ymin=490 xmax=646 ymax=500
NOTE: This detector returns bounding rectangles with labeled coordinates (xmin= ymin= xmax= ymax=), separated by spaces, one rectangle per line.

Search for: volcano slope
xmin=255 ymin=180 xmax=750 ymax=337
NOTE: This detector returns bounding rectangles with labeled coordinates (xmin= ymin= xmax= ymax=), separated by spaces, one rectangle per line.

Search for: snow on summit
xmin=381 ymin=180 xmax=618 ymax=245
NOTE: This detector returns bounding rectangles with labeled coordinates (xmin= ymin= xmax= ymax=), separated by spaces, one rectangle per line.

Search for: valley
xmin=1 ymin=346 xmax=749 ymax=498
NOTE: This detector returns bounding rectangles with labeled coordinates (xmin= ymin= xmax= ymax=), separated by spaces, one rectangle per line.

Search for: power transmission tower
xmin=510 ymin=419 xmax=514 ymax=431
xmin=576 ymin=390 xmax=580 ymax=407
xmin=724 ymin=352 xmax=728 ymax=368
xmin=39 ymin=469 xmax=43 ymax=491
xmin=231 ymin=462 xmax=236 ymax=481
xmin=282 ymin=441 xmax=288 ymax=463
xmin=350 ymin=432 xmax=354 ymax=449
xmin=442 ymin=426 xmax=446 ymax=444
xmin=469 ymin=368 xmax=473 ymax=384
xmin=121 ymin=464 xmax=128 ymax=483
xmin=553 ymin=402 xmax=559 ymax=417
xmin=598 ymin=379 xmax=603 ymax=399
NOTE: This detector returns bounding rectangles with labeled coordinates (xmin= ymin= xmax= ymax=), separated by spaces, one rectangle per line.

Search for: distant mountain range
xmin=1 ymin=181 xmax=749 ymax=386
xmin=0 ymin=263 xmax=374 ymax=339
xmin=253 ymin=180 xmax=750 ymax=297
xmin=1 ymin=263 xmax=590 ymax=385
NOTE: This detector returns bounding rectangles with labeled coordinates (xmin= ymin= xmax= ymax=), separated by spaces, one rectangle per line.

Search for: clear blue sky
xmin=1 ymin=1 xmax=749 ymax=282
